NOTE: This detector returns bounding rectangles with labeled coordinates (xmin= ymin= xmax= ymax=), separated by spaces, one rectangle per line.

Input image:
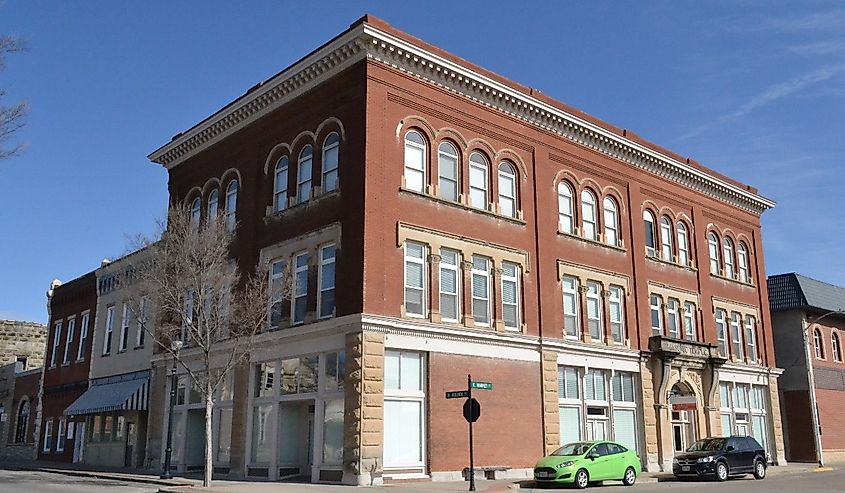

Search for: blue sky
xmin=2 ymin=1 xmax=844 ymax=323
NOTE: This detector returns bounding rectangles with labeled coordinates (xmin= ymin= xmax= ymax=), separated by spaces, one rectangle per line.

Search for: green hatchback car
xmin=534 ymin=441 xmax=641 ymax=489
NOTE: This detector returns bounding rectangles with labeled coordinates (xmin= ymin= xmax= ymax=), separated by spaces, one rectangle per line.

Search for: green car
xmin=534 ymin=441 xmax=641 ymax=489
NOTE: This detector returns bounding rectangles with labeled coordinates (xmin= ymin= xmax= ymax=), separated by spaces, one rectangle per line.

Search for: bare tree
xmin=126 ymin=205 xmax=292 ymax=487
xmin=0 ymin=34 xmax=27 ymax=160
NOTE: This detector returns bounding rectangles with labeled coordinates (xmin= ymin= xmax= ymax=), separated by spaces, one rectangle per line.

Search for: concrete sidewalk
xmin=0 ymin=460 xmax=196 ymax=487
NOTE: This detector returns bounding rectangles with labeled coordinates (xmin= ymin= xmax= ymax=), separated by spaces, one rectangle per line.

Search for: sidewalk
xmin=0 ymin=459 xmax=197 ymax=487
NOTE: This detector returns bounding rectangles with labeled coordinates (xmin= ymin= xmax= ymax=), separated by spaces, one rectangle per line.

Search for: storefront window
xmin=251 ymin=405 xmax=273 ymax=464
xmin=325 ymin=351 xmax=346 ymax=392
xmin=216 ymin=408 xmax=232 ymax=464
xmin=116 ymin=415 xmax=125 ymax=440
xmin=384 ymin=350 xmax=425 ymax=469
xmin=91 ymin=415 xmax=101 ymax=442
xmin=280 ymin=356 xmax=318 ymax=395
xmin=322 ymin=399 xmax=344 ymax=465
xmin=103 ymin=415 xmax=113 ymax=441
xmin=255 ymin=362 xmax=276 ymax=398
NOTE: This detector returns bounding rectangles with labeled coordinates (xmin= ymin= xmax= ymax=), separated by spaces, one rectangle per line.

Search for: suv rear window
xmin=743 ymin=437 xmax=762 ymax=450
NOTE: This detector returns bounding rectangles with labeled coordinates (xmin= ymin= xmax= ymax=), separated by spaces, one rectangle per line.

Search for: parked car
xmin=534 ymin=440 xmax=641 ymax=489
xmin=673 ymin=436 xmax=767 ymax=481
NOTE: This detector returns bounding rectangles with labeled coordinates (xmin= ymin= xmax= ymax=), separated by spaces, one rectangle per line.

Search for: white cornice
xmin=149 ymin=23 xmax=775 ymax=215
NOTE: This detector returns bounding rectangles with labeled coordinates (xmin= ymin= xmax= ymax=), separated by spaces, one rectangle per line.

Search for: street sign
xmin=446 ymin=390 xmax=470 ymax=399
xmin=470 ymin=381 xmax=492 ymax=390
xmin=463 ymin=398 xmax=481 ymax=423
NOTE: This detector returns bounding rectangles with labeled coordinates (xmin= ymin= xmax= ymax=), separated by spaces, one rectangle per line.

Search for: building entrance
xmin=669 ymin=384 xmax=697 ymax=455
xmin=185 ymin=409 xmax=206 ymax=470
xmin=277 ymin=400 xmax=315 ymax=480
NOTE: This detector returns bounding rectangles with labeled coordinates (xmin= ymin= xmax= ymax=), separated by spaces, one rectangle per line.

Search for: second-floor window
xmin=562 ymin=276 xmax=579 ymax=338
xmin=119 ymin=303 xmax=130 ymax=352
xmin=137 ymin=297 xmax=148 ymax=347
xmin=814 ymin=328 xmax=824 ymax=359
xmin=322 ymin=133 xmax=339 ymax=193
xmin=833 ymin=332 xmax=842 ymax=362
xmin=404 ymin=131 xmax=426 ymax=193
xmin=581 ymin=190 xmax=597 ymax=241
xmin=190 ymin=197 xmax=201 ymax=228
xmin=469 ymin=152 xmax=489 ymax=210
xmin=715 ymin=309 xmax=728 ymax=357
xmin=677 ymin=222 xmax=689 ymax=266
xmin=586 ymin=281 xmax=602 ymax=340
xmin=297 ymin=145 xmax=313 ymax=204
xmin=683 ymin=302 xmax=697 ymax=341
xmin=318 ymin=244 xmax=336 ymax=319
xmin=603 ymin=198 xmax=619 ymax=247
xmin=292 ymin=252 xmax=309 ymax=324
xmin=660 ymin=216 xmax=673 ymax=261
xmin=666 ymin=298 xmax=680 ymax=339
xmin=270 ymin=259 xmax=287 ymax=328
xmin=644 ymin=211 xmax=657 ymax=257
xmin=608 ymin=286 xmax=624 ymax=343
xmin=498 ymin=162 xmax=517 ymax=218
xmin=730 ymin=312 xmax=743 ymax=359
xmin=77 ymin=312 xmax=89 ymax=361
xmin=745 ymin=315 xmax=757 ymax=363
xmin=62 ymin=318 xmax=75 ymax=365
xmin=50 ymin=321 xmax=62 ymax=367
xmin=403 ymin=242 xmax=426 ymax=317
xmin=708 ymin=232 xmax=720 ymax=274
xmin=737 ymin=242 xmax=749 ymax=282
xmin=649 ymin=294 xmax=662 ymax=335
xmin=274 ymin=156 xmax=289 ymax=212
xmin=439 ymin=249 xmax=460 ymax=323
xmin=723 ymin=239 xmax=735 ymax=279
xmin=438 ymin=142 xmax=459 ymax=202
xmin=225 ymin=180 xmax=238 ymax=232
xmin=103 ymin=305 xmax=115 ymax=355
xmin=501 ymin=262 xmax=520 ymax=330
xmin=558 ymin=182 xmax=574 ymax=234
xmin=471 ymin=256 xmax=491 ymax=326
xmin=208 ymin=189 xmax=219 ymax=218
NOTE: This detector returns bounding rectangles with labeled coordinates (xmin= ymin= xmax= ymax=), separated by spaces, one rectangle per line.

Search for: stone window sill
xmin=558 ymin=231 xmax=627 ymax=254
xmin=399 ymin=187 xmax=526 ymax=226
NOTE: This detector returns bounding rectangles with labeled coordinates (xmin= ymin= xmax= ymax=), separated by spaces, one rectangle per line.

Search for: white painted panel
xmin=384 ymin=333 xmax=539 ymax=362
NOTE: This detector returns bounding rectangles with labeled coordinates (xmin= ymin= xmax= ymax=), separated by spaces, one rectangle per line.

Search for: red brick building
xmin=39 ymin=272 xmax=97 ymax=462
xmin=144 ymin=14 xmax=784 ymax=484
xmin=769 ymin=273 xmax=845 ymax=463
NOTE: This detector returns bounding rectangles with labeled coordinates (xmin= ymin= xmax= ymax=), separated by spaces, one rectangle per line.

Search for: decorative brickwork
xmin=343 ymin=331 xmax=384 ymax=486
xmin=541 ymin=351 xmax=560 ymax=455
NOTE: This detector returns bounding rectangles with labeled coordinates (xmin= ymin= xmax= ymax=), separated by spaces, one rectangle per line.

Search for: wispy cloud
xmin=758 ymin=10 xmax=845 ymax=32
xmin=677 ymin=63 xmax=845 ymax=141
xmin=787 ymin=40 xmax=845 ymax=57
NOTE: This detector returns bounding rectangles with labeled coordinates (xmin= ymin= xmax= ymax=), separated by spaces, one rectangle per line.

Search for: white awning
xmin=64 ymin=377 xmax=149 ymax=416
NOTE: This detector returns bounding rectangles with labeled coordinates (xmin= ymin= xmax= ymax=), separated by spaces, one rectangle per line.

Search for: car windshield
xmin=687 ymin=438 xmax=726 ymax=452
xmin=551 ymin=442 xmax=593 ymax=457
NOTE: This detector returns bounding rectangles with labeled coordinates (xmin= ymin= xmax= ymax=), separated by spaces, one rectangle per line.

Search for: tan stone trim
xmin=397 ymin=222 xmax=530 ymax=272
xmin=711 ymin=297 xmax=760 ymax=319
xmin=646 ymin=281 xmax=699 ymax=307
xmin=258 ymin=222 xmax=342 ymax=265
xmin=541 ymin=351 xmax=561 ymax=455
xmin=557 ymin=260 xmax=630 ymax=293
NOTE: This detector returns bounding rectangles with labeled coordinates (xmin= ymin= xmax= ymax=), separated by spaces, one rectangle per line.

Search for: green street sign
xmin=446 ymin=390 xmax=470 ymax=399
xmin=470 ymin=381 xmax=492 ymax=390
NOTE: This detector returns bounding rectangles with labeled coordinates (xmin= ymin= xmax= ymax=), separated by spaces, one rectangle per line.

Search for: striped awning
xmin=64 ymin=377 xmax=149 ymax=416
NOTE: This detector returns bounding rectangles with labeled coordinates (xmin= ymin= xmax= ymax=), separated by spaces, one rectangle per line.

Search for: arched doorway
xmin=669 ymin=384 xmax=698 ymax=455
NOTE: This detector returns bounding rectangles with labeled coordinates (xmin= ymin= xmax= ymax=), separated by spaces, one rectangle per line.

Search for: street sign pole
xmin=467 ymin=373 xmax=475 ymax=492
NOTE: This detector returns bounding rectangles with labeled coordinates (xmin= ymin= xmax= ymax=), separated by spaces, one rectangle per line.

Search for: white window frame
xmin=501 ymin=261 xmax=521 ymax=331
xmin=225 ymin=180 xmax=238 ymax=233
xmin=103 ymin=306 xmax=115 ymax=355
xmin=677 ymin=222 xmax=689 ymax=266
xmin=292 ymin=252 xmax=309 ymax=324
xmin=63 ymin=317 xmax=75 ymax=365
xmin=297 ymin=145 xmax=313 ymax=204
xmin=137 ymin=297 xmax=149 ymax=347
xmin=404 ymin=131 xmax=426 ymax=193
xmin=322 ymin=132 xmax=339 ymax=193
xmin=643 ymin=210 xmax=656 ymax=257
xmin=437 ymin=142 xmax=459 ymax=202
xmin=43 ymin=418 xmax=53 ymax=453
xmin=469 ymin=152 xmax=488 ymax=210
xmin=586 ymin=281 xmax=602 ymax=341
xmin=666 ymin=298 xmax=680 ymax=339
xmin=558 ymin=182 xmax=575 ymax=234
xmin=683 ymin=302 xmax=696 ymax=341
xmin=269 ymin=259 xmax=287 ymax=328
xmin=738 ymin=242 xmax=750 ymax=283
xmin=50 ymin=321 xmax=62 ymax=367
xmin=660 ymin=216 xmax=673 ymax=261
xmin=603 ymin=197 xmax=619 ymax=246
xmin=317 ymin=243 xmax=336 ymax=320
xmin=498 ymin=162 xmax=517 ymax=218
xmin=563 ymin=276 xmax=580 ymax=339
xmin=708 ymin=232 xmax=720 ymax=275
xmin=56 ymin=418 xmax=66 ymax=453
xmin=716 ymin=310 xmax=728 ymax=357
xmin=608 ymin=286 xmax=624 ymax=344
xmin=581 ymin=190 xmax=597 ymax=241
xmin=190 ymin=197 xmax=201 ymax=227
xmin=274 ymin=156 xmax=289 ymax=212
xmin=207 ymin=189 xmax=219 ymax=219
xmin=119 ymin=303 xmax=130 ymax=352
xmin=814 ymin=328 xmax=824 ymax=359
xmin=77 ymin=312 xmax=89 ymax=361
xmin=723 ymin=238 xmax=735 ymax=279
xmin=833 ymin=332 xmax=843 ymax=362
xmin=745 ymin=315 xmax=758 ymax=363
xmin=650 ymin=294 xmax=663 ymax=336
xmin=403 ymin=242 xmax=427 ymax=318
xmin=471 ymin=256 xmax=491 ymax=326
xmin=439 ymin=249 xmax=460 ymax=323
xmin=383 ymin=350 xmax=426 ymax=471
xmin=730 ymin=312 xmax=744 ymax=360
xmin=584 ymin=369 xmax=607 ymax=402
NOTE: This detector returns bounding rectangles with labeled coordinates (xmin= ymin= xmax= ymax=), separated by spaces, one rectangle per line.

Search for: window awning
xmin=64 ymin=377 xmax=149 ymax=416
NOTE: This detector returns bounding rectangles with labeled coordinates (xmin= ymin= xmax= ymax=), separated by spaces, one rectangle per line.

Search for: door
xmin=73 ymin=422 xmax=85 ymax=463
xmin=724 ymin=437 xmax=744 ymax=472
xmin=590 ymin=443 xmax=613 ymax=480
xmin=124 ymin=422 xmax=136 ymax=468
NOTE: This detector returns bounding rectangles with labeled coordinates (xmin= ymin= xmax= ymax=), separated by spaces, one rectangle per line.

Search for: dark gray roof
xmin=768 ymin=273 xmax=845 ymax=314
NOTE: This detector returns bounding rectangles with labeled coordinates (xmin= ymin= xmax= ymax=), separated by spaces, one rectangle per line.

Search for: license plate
xmin=537 ymin=472 xmax=550 ymax=478
xmin=682 ymin=466 xmax=690 ymax=472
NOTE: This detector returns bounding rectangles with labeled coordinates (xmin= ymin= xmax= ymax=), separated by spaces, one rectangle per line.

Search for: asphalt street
xmin=0 ymin=469 xmax=160 ymax=493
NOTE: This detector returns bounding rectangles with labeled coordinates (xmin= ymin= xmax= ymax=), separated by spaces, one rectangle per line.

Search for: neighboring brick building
xmin=39 ymin=272 xmax=97 ymax=463
xmin=0 ymin=319 xmax=47 ymax=461
xmin=769 ymin=273 xmax=845 ymax=463
xmin=141 ymin=14 xmax=783 ymax=484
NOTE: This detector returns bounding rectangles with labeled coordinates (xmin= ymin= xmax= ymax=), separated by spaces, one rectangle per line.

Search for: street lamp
xmin=161 ymin=339 xmax=183 ymax=479
xmin=801 ymin=309 xmax=845 ymax=469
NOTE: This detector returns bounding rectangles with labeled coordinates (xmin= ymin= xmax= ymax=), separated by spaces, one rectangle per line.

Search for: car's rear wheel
xmin=753 ymin=459 xmax=766 ymax=480
xmin=622 ymin=466 xmax=637 ymax=486
xmin=715 ymin=461 xmax=729 ymax=482
xmin=575 ymin=469 xmax=589 ymax=489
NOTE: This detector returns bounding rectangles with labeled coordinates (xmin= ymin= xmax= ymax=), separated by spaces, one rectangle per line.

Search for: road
xmin=1 ymin=467 xmax=843 ymax=492
xmin=0 ymin=469 xmax=159 ymax=493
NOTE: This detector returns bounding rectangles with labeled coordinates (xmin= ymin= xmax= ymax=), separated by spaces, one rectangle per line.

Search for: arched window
xmin=723 ymin=238 xmax=735 ymax=278
xmin=643 ymin=210 xmax=656 ymax=256
xmin=297 ymin=145 xmax=313 ymax=204
xmin=498 ymin=162 xmax=517 ymax=218
xmin=207 ymin=189 xmax=219 ymax=219
xmin=814 ymin=328 xmax=825 ymax=359
xmin=322 ymin=133 xmax=339 ymax=193
xmin=603 ymin=197 xmax=619 ymax=247
xmin=737 ymin=242 xmax=750 ymax=283
xmin=190 ymin=197 xmax=201 ymax=227
xmin=468 ymin=152 xmax=489 ymax=210
xmin=438 ymin=141 xmax=459 ymax=202
xmin=708 ymin=232 xmax=720 ymax=274
xmin=14 ymin=399 xmax=29 ymax=444
xmin=676 ymin=222 xmax=689 ymax=267
xmin=403 ymin=130 xmax=426 ymax=193
xmin=833 ymin=332 xmax=843 ymax=362
xmin=581 ymin=190 xmax=597 ymax=240
xmin=660 ymin=216 xmax=673 ymax=261
xmin=274 ymin=156 xmax=289 ymax=212
xmin=225 ymin=180 xmax=238 ymax=233
xmin=557 ymin=182 xmax=574 ymax=234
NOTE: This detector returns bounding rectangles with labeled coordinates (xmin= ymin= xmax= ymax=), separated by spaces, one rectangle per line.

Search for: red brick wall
xmin=44 ymin=272 xmax=97 ymax=389
xmin=782 ymin=390 xmax=815 ymax=461
xmin=427 ymin=353 xmax=543 ymax=471
xmin=817 ymin=388 xmax=845 ymax=452
xmin=38 ymin=388 xmax=86 ymax=461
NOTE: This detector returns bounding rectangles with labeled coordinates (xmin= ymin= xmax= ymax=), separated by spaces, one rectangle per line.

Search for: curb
xmin=32 ymin=467 xmax=195 ymax=487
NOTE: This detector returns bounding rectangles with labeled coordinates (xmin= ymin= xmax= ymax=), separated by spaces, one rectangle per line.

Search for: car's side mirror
xmin=726 ymin=445 xmax=735 ymax=452
xmin=588 ymin=452 xmax=599 ymax=460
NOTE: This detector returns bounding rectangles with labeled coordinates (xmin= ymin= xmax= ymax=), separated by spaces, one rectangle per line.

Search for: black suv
xmin=673 ymin=436 xmax=767 ymax=481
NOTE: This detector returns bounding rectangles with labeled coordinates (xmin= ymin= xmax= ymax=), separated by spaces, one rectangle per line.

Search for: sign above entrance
xmin=648 ymin=336 xmax=718 ymax=360
xmin=670 ymin=395 xmax=697 ymax=411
